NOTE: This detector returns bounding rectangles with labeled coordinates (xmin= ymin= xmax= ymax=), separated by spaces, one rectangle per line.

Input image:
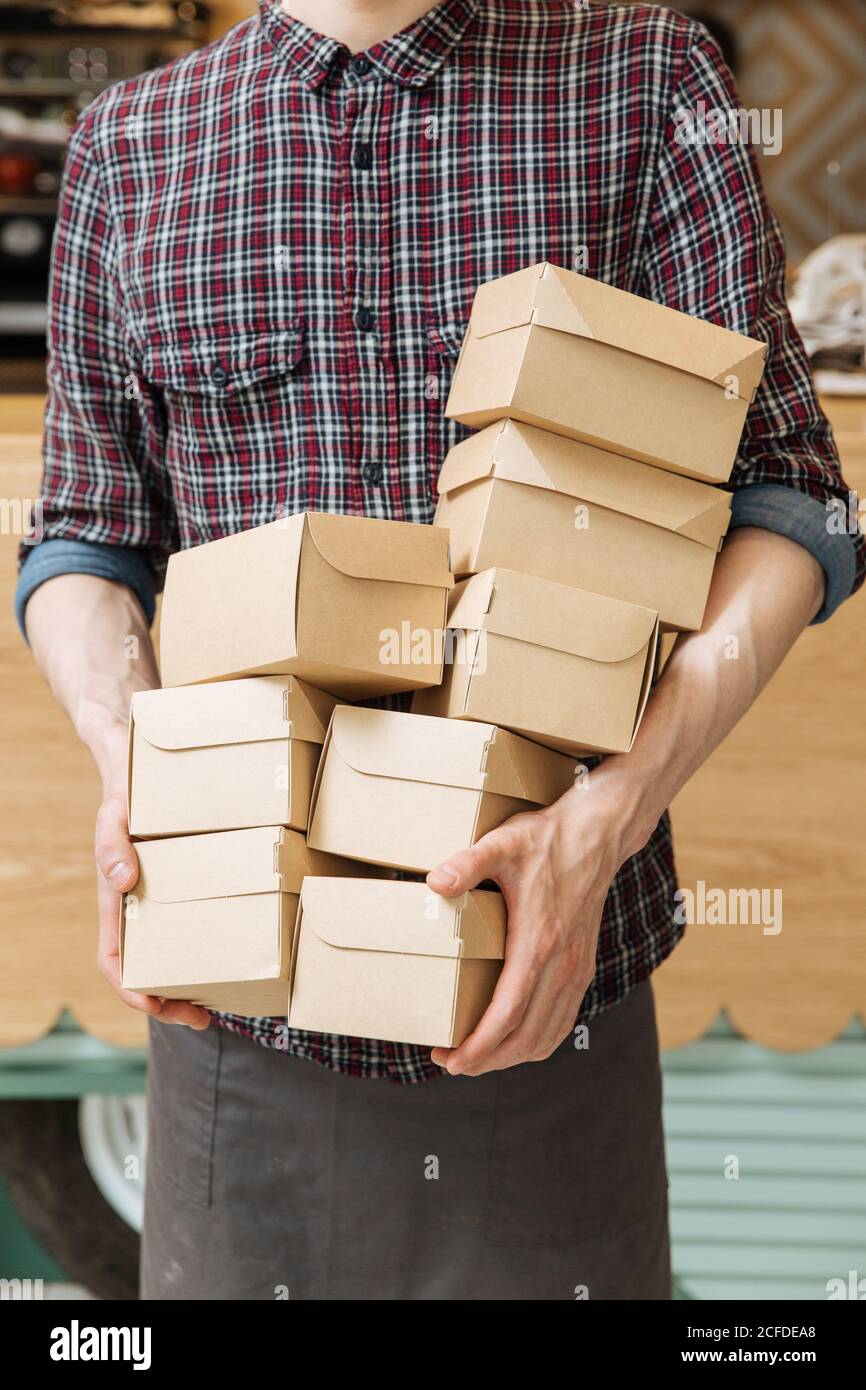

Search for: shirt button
xmin=355 ymin=306 xmax=375 ymax=332
xmin=354 ymin=142 xmax=373 ymax=170
xmin=362 ymin=462 xmax=383 ymax=485
xmin=210 ymin=363 xmax=228 ymax=386
xmin=350 ymin=54 xmax=371 ymax=76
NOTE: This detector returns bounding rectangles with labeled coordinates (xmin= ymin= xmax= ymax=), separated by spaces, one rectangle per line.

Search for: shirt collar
xmin=258 ymin=0 xmax=479 ymax=90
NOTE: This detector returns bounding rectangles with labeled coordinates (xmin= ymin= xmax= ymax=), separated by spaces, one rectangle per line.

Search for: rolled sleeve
xmin=15 ymin=539 xmax=157 ymax=639
xmin=639 ymin=23 xmax=864 ymax=620
xmin=729 ymin=484 xmax=856 ymax=624
xmin=28 ymin=101 xmax=176 ymax=586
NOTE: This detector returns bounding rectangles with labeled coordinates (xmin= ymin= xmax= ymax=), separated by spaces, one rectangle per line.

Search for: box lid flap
xmin=121 ymin=893 xmax=286 ymax=989
xmin=328 ymin=704 xmax=493 ymax=792
xmin=456 ymin=889 xmax=508 ymax=959
xmin=306 ymin=512 xmax=453 ymax=588
xmin=326 ymin=704 xmax=575 ymax=804
xmin=482 ymin=725 xmax=578 ymax=804
xmin=276 ymin=835 xmax=376 ymax=894
xmin=467 ymin=262 xmax=767 ymax=402
xmin=449 ymin=568 xmax=659 ymax=664
xmin=299 ymin=879 xmax=505 ymax=960
xmin=131 ymin=676 xmax=332 ymax=751
xmin=134 ymin=826 xmax=294 ymax=904
xmin=438 ymin=421 xmax=732 ymax=547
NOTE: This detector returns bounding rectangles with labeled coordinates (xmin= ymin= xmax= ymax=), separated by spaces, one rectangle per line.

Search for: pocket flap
xmin=142 ymin=325 xmax=304 ymax=395
xmin=426 ymin=320 xmax=470 ymax=358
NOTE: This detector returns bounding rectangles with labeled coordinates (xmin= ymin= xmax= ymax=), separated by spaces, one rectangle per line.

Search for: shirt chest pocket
xmin=138 ymin=325 xmax=308 ymax=536
xmin=141 ymin=325 xmax=306 ymax=451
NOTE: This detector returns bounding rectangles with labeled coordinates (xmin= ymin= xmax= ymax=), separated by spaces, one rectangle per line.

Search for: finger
xmin=431 ymin=976 xmax=577 ymax=1073
xmin=433 ymin=882 xmax=544 ymax=1069
xmin=95 ymin=784 xmax=140 ymax=986
xmin=440 ymin=950 xmax=536 ymax=1073
xmin=150 ymin=997 xmax=211 ymax=1029
xmin=97 ymin=936 xmax=210 ymax=1029
xmin=426 ymin=829 xmax=510 ymax=896
xmin=97 ymin=876 xmax=210 ymax=1028
xmin=442 ymin=892 xmax=588 ymax=1077
xmin=454 ymin=983 xmax=578 ymax=1077
xmin=95 ymin=797 xmax=139 ymax=894
xmin=114 ymin=979 xmax=211 ymax=1029
xmin=96 ymin=867 xmax=132 ymax=970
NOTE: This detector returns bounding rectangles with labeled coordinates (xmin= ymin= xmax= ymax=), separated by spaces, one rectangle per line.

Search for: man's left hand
xmin=427 ymin=779 xmax=631 ymax=1077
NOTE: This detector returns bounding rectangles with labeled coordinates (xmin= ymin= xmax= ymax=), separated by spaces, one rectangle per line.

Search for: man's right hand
xmin=24 ymin=574 xmax=210 ymax=1028
xmin=94 ymin=737 xmax=210 ymax=1030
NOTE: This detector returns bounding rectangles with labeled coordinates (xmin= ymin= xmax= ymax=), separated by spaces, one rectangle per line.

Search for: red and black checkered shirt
xmin=22 ymin=0 xmax=863 ymax=1081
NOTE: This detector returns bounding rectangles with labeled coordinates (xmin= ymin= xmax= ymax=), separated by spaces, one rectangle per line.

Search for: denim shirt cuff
xmin=15 ymin=538 xmax=157 ymax=639
xmin=729 ymin=483 xmax=857 ymax=624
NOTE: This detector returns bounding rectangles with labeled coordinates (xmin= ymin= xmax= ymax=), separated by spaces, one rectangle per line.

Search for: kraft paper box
xmin=120 ymin=826 xmax=365 ymax=1016
xmin=413 ymin=568 xmax=659 ymax=757
xmin=445 ymin=262 xmax=767 ymax=484
xmin=289 ymin=878 xmax=506 ymax=1047
xmin=307 ymin=705 xmax=577 ymax=873
xmin=128 ymin=676 xmax=337 ymax=838
xmin=159 ymin=511 xmax=454 ymax=697
xmin=435 ymin=419 xmax=732 ymax=631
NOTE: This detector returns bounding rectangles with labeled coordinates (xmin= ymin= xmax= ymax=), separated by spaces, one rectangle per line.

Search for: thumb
xmin=95 ymin=792 xmax=139 ymax=894
xmin=427 ymin=830 xmax=508 ymax=897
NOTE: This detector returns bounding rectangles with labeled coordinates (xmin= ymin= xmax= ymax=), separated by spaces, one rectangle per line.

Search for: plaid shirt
xmin=19 ymin=0 xmax=863 ymax=1082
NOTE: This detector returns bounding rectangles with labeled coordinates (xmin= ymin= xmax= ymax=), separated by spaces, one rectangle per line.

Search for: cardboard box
xmin=413 ymin=568 xmax=659 ymax=756
xmin=445 ymin=262 xmax=767 ymax=483
xmin=159 ymin=511 xmax=454 ymax=697
xmin=307 ymin=705 xmax=577 ymax=873
xmin=434 ymin=419 xmax=731 ymax=631
xmin=128 ymin=676 xmax=336 ymax=838
xmin=289 ymin=878 xmax=506 ymax=1047
xmin=120 ymin=826 xmax=365 ymax=1016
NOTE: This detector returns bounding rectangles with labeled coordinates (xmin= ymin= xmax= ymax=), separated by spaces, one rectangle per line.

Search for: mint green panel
xmin=662 ymin=1015 xmax=866 ymax=1302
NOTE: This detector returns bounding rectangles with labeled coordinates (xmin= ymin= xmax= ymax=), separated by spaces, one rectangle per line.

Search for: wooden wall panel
xmin=655 ymin=399 xmax=866 ymax=1050
xmin=1 ymin=397 xmax=864 ymax=1052
xmin=605 ymin=0 xmax=866 ymax=263
xmin=0 ymin=427 xmax=147 ymax=1048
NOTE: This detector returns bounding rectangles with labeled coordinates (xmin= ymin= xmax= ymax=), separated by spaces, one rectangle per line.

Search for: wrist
xmin=79 ymin=713 xmax=129 ymax=787
xmin=547 ymin=755 xmax=666 ymax=871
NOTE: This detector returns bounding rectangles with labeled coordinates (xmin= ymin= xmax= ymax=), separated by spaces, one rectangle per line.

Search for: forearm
xmin=552 ymin=527 xmax=826 ymax=860
xmin=24 ymin=573 xmax=159 ymax=782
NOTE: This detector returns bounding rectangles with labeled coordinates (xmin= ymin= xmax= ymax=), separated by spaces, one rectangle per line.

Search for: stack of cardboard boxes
xmin=416 ymin=262 xmax=766 ymax=755
xmin=121 ymin=263 xmax=766 ymax=1047
xmin=121 ymin=510 xmax=571 ymax=1046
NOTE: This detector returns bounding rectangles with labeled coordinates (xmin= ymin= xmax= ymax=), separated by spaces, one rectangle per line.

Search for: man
xmin=17 ymin=0 xmax=863 ymax=1300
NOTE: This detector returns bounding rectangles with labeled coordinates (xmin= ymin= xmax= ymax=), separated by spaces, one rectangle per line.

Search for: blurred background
xmin=0 ymin=0 xmax=864 ymax=1302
